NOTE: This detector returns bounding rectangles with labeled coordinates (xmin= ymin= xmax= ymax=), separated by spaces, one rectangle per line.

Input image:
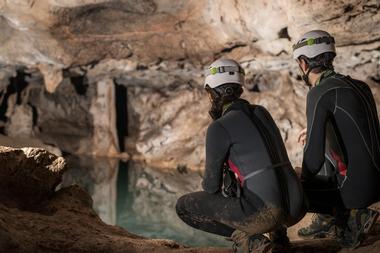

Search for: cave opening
xmin=0 ymin=69 xmax=30 ymax=133
xmin=28 ymin=102 xmax=38 ymax=127
xmin=114 ymin=82 xmax=128 ymax=152
xmin=70 ymin=75 xmax=89 ymax=95
xmin=278 ymin=27 xmax=291 ymax=41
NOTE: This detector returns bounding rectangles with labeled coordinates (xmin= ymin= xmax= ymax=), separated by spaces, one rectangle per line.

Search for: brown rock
xmin=0 ymin=146 xmax=231 ymax=253
xmin=38 ymin=63 xmax=63 ymax=93
xmin=0 ymin=146 xmax=65 ymax=209
xmin=0 ymin=0 xmax=379 ymax=169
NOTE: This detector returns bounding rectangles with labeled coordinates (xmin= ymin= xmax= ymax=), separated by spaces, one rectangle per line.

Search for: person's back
xmin=204 ymin=99 xmax=305 ymax=229
xmin=176 ymin=59 xmax=305 ymax=253
xmin=292 ymin=30 xmax=380 ymax=247
xmin=303 ymin=73 xmax=380 ymax=208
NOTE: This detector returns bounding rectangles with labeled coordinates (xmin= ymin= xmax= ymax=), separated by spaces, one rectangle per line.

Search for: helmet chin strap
xmin=301 ymin=68 xmax=312 ymax=87
xmin=298 ymin=63 xmax=318 ymax=87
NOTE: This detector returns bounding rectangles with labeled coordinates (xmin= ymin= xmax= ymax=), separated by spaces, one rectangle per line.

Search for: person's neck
xmin=308 ymin=71 xmax=324 ymax=87
xmin=222 ymin=102 xmax=233 ymax=115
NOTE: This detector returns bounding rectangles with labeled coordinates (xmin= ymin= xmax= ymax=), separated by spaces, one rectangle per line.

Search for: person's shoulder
xmin=320 ymin=72 xmax=356 ymax=89
xmin=253 ymin=104 xmax=268 ymax=112
xmin=346 ymin=75 xmax=370 ymax=89
xmin=327 ymin=73 xmax=371 ymax=92
xmin=207 ymin=119 xmax=225 ymax=133
xmin=207 ymin=119 xmax=221 ymax=129
xmin=309 ymin=77 xmax=339 ymax=99
xmin=206 ymin=119 xmax=230 ymax=139
xmin=252 ymin=104 xmax=270 ymax=117
xmin=252 ymin=104 xmax=277 ymax=124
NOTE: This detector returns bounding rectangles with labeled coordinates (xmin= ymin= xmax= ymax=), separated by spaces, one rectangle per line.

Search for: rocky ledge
xmin=0 ymin=146 xmax=229 ymax=253
xmin=0 ymin=146 xmax=380 ymax=253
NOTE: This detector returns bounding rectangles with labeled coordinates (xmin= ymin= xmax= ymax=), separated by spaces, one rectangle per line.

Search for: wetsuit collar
xmin=222 ymin=99 xmax=251 ymax=116
xmin=315 ymin=69 xmax=335 ymax=86
xmin=222 ymin=102 xmax=233 ymax=115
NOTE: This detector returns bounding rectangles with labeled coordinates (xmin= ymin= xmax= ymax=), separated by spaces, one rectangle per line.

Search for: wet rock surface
xmin=0 ymin=146 xmax=231 ymax=253
xmin=1 ymin=148 xmax=380 ymax=252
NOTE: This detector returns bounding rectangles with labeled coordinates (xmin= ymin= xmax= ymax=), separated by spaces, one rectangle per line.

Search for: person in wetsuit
xmin=292 ymin=30 xmax=380 ymax=248
xmin=175 ymin=59 xmax=306 ymax=253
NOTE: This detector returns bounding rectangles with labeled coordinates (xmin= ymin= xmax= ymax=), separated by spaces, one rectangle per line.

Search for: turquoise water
xmin=61 ymin=157 xmax=231 ymax=248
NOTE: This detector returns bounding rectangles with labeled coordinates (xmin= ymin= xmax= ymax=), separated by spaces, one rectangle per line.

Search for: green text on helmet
xmin=204 ymin=59 xmax=245 ymax=89
xmin=292 ymin=30 xmax=336 ymax=60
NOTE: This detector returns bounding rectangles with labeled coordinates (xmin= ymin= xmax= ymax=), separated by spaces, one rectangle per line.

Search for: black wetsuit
xmin=176 ymin=99 xmax=305 ymax=237
xmin=302 ymin=71 xmax=380 ymax=212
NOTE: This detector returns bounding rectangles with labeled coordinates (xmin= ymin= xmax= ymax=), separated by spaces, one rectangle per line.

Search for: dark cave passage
xmin=70 ymin=75 xmax=88 ymax=95
xmin=0 ymin=69 xmax=30 ymax=133
xmin=115 ymin=82 xmax=128 ymax=152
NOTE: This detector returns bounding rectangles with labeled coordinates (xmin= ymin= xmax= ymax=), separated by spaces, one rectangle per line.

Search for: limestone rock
xmin=0 ymin=146 xmax=65 ymax=209
xmin=4 ymin=104 xmax=34 ymax=137
xmin=1 ymin=147 xmax=380 ymax=252
xmin=89 ymin=78 xmax=119 ymax=157
xmin=0 ymin=134 xmax=62 ymax=156
xmin=38 ymin=63 xmax=63 ymax=93
xmin=0 ymin=0 xmax=379 ymax=169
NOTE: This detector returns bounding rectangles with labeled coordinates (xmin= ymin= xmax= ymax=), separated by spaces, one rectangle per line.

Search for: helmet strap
xmin=302 ymin=69 xmax=313 ymax=87
xmin=298 ymin=60 xmax=320 ymax=87
xmin=298 ymin=64 xmax=311 ymax=87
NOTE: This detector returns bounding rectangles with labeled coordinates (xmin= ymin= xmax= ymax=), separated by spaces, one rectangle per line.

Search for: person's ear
xmin=299 ymin=58 xmax=309 ymax=73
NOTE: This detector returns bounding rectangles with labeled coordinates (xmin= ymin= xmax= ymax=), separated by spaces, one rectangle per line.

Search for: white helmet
xmin=293 ymin=30 xmax=336 ymax=60
xmin=204 ymin=59 xmax=245 ymax=89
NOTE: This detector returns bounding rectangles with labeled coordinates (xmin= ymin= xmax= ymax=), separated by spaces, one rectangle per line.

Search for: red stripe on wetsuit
xmin=330 ymin=150 xmax=347 ymax=176
xmin=228 ymin=159 xmax=244 ymax=186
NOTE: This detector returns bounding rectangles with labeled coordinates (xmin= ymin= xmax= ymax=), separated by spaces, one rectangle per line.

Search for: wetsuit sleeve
xmin=302 ymin=89 xmax=334 ymax=180
xmin=202 ymin=121 xmax=231 ymax=193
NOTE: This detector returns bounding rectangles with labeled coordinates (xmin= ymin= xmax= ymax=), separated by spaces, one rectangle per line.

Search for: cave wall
xmin=0 ymin=0 xmax=379 ymax=170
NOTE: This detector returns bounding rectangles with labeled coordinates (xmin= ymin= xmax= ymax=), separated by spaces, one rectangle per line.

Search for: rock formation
xmin=0 ymin=146 xmax=234 ymax=253
xmin=0 ymin=0 xmax=379 ymax=170
xmin=1 ymin=146 xmax=380 ymax=252
xmin=0 ymin=1 xmax=379 ymax=250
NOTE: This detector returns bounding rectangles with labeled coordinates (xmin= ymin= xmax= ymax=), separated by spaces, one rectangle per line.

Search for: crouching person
xmin=292 ymin=30 xmax=380 ymax=248
xmin=175 ymin=59 xmax=306 ymax=253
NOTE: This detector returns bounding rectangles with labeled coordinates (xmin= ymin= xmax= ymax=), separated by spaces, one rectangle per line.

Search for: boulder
xmin=0 ymin=146 xmax=65 ymax=209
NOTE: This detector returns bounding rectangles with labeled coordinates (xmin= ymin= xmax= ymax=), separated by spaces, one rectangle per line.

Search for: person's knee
xmin=175 ymin=194 xmax=188 ymax=217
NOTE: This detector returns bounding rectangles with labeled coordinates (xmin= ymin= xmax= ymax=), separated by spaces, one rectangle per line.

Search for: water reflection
xmin=61 ymin=156 xmax=231 ymax=247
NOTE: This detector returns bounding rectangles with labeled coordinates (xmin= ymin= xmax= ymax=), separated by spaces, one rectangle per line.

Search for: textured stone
xmin=89 ymin=78 xmax=119 ymax=157
xmin=38 ymin=63 xmax=63 ymax=93
xmin=0 ymin=146 xmax=65 ymax=209
xmin=0 ymin=146 xmax=231 ymax=253
xmin=5 ymin=104 xmax=34 ymax=137
xmin=0 ymin=134 xmax=62 ymax=156
xmin=0 ymin=0 xmax=379 ymax=168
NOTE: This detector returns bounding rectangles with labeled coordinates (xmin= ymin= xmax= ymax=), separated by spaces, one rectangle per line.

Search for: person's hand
xmin=294 ymin=166 xmax=302 ymax=177
xmin=298 ymin=128 xmax=307 ymax=146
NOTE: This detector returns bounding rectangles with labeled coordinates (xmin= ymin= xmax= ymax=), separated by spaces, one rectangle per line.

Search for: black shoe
xmin=231 ymin=230 xmax=272 ymax=253
xmin=338 ymin=208 xmax=379 ymax=248
xmin=248 ymin=234 xmax=272 ymax=253
xmin=298 ymin=213 xmax=336 ymax=239
xmin=269 ymin=226 xmax=291 ymax=253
